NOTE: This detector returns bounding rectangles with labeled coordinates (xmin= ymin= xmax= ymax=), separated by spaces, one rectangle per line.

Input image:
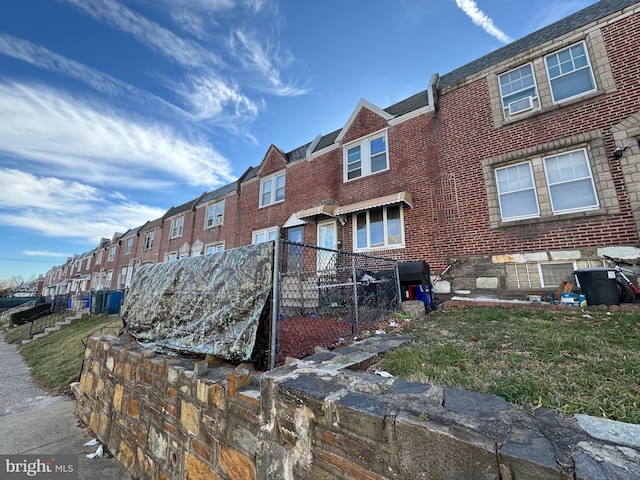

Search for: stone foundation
xmin=76 ymin=332 xmax=640 ymax=479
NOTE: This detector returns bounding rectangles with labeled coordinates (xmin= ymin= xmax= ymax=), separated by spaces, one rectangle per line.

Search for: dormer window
xmin=498 ymin=63 xmax=539 ymax=118
xmin=170 ymin=216 xmax=184 ymax=238
xmin=344 ymin=132 xmax=388 ymax=181
xmin=260 ymin=172 xmax=285 ymax=207
xmin=205 ymin=199 xmax=225 ymax=228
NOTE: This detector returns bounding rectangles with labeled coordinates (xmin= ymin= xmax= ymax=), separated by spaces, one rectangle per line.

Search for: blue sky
xmin=0 ymin=0 xmax=598 ymax=280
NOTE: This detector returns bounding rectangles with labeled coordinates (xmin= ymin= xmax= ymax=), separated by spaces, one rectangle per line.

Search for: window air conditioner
xmin=508 ymin=96 xmax=534 ymax=115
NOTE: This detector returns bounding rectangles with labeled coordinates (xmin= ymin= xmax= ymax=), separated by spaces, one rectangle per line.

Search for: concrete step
xmin=45 ymin=326 xmax=61 ymax=333
xmin=33 ymin=332 xmax=49 ymax=339
xmin=55 ymin=320 xmax=72 ymax=327
xmin=21 ymin=339 xmax=32 ymax=344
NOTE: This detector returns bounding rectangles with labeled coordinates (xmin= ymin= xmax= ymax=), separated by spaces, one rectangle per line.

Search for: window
xmin=545 ymin=42 xmax=596 ymax=103
xmin=543 ymin=149 xmax=598 ymax=213
xmin=260 ymin=172 xmax=285 ymax=207
xmin=165 ymin=252 xmax=178 ymax=262
xmin=170 ymin=216 xmax=184 ymax=238
xmin=499 ymin=63 xmax=539 ymax=117
xmin=143 ymin=231 xmax=154 ymax=251
xmin=345 ymin=133 xmax=388 ymax=181
xmin=105 ymin=271 xmax=113 ymax=289
xmin=205 ymin=243 xmax=224 ymax=255
xmin=118 ymin=266 xmax=128 ymax=288
xmin=354 ymin=205 xmax=403 ymax=251
xmin=107 ymin=246 xmax=116 ymax=262
xmin=76 ymin=262 xmax=81 ymax=272
xmin=205 ymin=199 xmax=225 ymax=228
xmin=540 ymin=263 xmax=575 ymax=287
xmin=125 ymin=238 xmax=133 ymax=255
xmin=85 ymin=257 xmax=91 ymax=270
xmin=252 ymin=227 xmax=277 ymax=244
xmin=495 ymin=162 xmax=540 ymax=220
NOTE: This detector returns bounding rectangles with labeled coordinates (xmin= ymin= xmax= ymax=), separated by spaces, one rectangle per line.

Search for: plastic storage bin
xmin=573 ymin=268 xmax=619 ymax=306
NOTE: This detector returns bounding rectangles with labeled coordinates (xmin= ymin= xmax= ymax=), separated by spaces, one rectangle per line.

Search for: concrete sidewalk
xmin=0 ymin=331 xmax=130 ymax=480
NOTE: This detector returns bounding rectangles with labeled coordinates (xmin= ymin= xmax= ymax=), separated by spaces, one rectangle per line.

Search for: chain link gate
xmin=270 ymin=239 xmax=400 ymax=368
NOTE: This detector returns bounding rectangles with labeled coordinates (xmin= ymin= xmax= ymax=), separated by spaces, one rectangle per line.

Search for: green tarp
xmin=123 ymin=242 xmax=273 ymax=361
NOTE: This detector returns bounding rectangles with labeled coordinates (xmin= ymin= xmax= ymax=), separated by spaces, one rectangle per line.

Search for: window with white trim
xmin=85 ymin=257 xmax=91 ymax=270
xmin=205 ymin=199 xmax=225 ymax=228
xmin=170 ymin=216 xmax=184 ymax=238
xmin=354 ymin=205 xmax=404 ymax=251
xmin=125 ymin=238 xmax=133 ymax=255
xmin=543 ymin=149 xmax=598 ymax=213
xmin=344 ymin=133 xmax=388 ymax=181
xmin=260 ymin=172 xmax=285 ymax=207
xmin=118 ymin=266 xmax=128 ymax=288
xmin=495 ymin=162 xmax=540 ymax=220
xmin=205 ymin=243 xmax=225 ymax=255
xmin=498 ymin=63 xmax=539 ymax=118
xmin=143 ymin=231 xmax=154 ymax=251
xmin=544 ymin=42 xmax=596 ymax=103
xmin=107 ymin=246 xmax=116 ymax=262
xmin=252 ymin=227 xmax=277 ymax=244
xmin=96 ymin=250 xmax=103 ymax=265
xmin=165 ymin=252 xmax=178 ymax=262
xmin=105 ymin=270 xmax=113 ymax=288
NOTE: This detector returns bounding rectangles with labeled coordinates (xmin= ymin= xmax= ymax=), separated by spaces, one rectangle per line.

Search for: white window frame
xmin=542 ymin=148 xmax=599 ymax=214
xmin=143 ymin=231 xmax=154 ymax=251
xmin=353 ymin=204 xmax=405 ymax=252
xmin=170 ymin=216 xmax=184 ymax=239
xmin=96 ymin=250 xmax=103 ymax=265
xmin=205 ymin=242 xmax=225 ymax=255
xmin=344 ymin=131 xmax=389 ymax=182
xmin=252 ymin=227 xmax=278 ymax=244
xmin=105 ymin=270 xmax=113 ymax=289
xmin=125 ymin=238 xmax=133 ymax=255
xmin=538 ymin=262 xmax=577 ymax=288
xmin=544 ymin=41 xmax=596 ymax=104
xmin=85 ymin=257 xmax=91 ymax=270
xmin=495 ymin=161 xmax=540 ymax=221
xmin=107 ymin=246 xmax=116 ymax=262
xmin=205 ymin=199 xmax=225 ymax=228
xmin=498 ymin=63 xmax=539 ymax=118
xmin=118 ymin=266 xmax=128 ymax=288
xmin=165 ymin=252 xmax=178 ymax=262
xmin=260 ymin=171 xmax=286 ymax=207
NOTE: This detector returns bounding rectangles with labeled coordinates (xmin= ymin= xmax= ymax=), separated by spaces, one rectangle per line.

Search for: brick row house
xmin=43 ymin=0 xmax=640 ymax=300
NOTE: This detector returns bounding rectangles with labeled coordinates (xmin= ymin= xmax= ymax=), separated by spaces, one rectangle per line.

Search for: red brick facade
xmin=46 ymin=2 xmax=640 ymax=296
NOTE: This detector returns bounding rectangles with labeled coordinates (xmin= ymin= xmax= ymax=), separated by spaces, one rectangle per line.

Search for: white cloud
xmin=0 ymin=81 xmax=235 ymax=189
xmin=0 ymin=168 xmax=167 ymax=243
xmin=0 ymin=33 xmax=183 ymax=117
xmin=23 ymin=250 xmax=73 ymax=257
xmin=65 ymin=0 xmax=221 ymax=68
xmin=454 ymin=0 xmax=512 ymax=44
xmin=229 ymin=29 xmax=310 ymax=96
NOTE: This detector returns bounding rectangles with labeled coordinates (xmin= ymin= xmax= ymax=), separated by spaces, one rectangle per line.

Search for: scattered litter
xmin=338 ymin=337 xmax=345 ymax=345
xmin=389 ymin=321 xmax=399 ymax=327
xmin=86 ymin=444 xmax=104 ymax=459
xmin=375 ymin=329 xmax=386 ymax=335
xmin=83 ymin=439 xmax=98 ymax=447
xmin=606 ymin=312 xmax=612 ymax=316
xmin=582 ymin=314 xmax=593 ymax=319
xmin=374 ymin=370 xmax=393 ymax=378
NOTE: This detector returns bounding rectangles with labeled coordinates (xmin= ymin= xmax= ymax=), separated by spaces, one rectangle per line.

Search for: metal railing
xmin=271 ymin=240 xmax=399 ymax=368
xmin=0 ymin=300 xmax=37 ymax=321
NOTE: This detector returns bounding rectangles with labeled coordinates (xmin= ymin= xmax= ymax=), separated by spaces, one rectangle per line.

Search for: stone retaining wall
xmin=75 ymin=332 xmax=640 ymax=479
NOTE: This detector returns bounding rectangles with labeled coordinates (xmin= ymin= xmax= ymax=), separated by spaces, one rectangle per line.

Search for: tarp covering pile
xmin=123 ymin=242 xmax=273 ymax=361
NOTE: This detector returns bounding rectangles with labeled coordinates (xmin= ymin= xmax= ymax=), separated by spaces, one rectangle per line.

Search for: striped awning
xmin=333 ymin=191 xmax=412 ymax=216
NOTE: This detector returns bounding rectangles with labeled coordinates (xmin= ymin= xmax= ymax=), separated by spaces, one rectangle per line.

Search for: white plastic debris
xmin=83 ymin=439 xmax=98 ymax=447
xmin=374 ymin=370 xmax=393 ymax=378
xmin=86 ymin=444 xmax=104 ymax=459
xmin=375 ymin=329 xmax=386 ymax=335
xmin=389 ymin=321 xmax=399 ymax=327
xmin=582 ymin=314 xmax=593 ymax=319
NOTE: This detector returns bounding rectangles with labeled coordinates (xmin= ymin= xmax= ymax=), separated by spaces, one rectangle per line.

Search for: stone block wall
xmin=76 ymin=333 xmax=640 ymax=480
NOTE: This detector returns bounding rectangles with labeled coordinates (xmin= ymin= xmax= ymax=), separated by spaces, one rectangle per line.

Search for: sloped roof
xmin=163 ymin=193 xmax=206 ymax=220
xmin=439 ymin=0 xmax=638 ymax=88
xmin=196 ymin=181 xmax=238 ymax=207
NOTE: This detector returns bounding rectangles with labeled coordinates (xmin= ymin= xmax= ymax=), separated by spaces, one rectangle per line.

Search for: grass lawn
xmin=381 ymin=306 xmax=640 ymax=424
xmin=6 ymin=315 xmax=122 ymax=394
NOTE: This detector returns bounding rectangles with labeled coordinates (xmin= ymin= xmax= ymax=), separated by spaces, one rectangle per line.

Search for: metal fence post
xmin=351 ymin=255 xmax=359 ymax=337
xmin=270 ymin=232 xmax=282 ymax=370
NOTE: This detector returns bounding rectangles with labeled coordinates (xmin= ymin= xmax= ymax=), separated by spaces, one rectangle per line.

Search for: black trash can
xmin=573 ymin=268 xmax=619 ymax=306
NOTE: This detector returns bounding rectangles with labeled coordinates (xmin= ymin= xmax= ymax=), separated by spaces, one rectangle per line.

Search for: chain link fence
xmin=273 ymin=240 xmax=400 ymax=365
